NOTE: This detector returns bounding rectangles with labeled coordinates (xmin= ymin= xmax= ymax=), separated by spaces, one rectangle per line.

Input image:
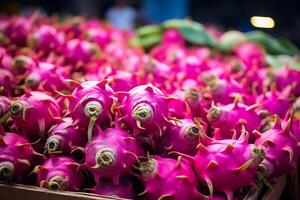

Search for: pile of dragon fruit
xmin=0 ymin=13 xmax=300 ymax=200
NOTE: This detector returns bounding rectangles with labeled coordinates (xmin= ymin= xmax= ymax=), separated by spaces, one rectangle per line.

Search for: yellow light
xmin=250 ymin=16 xmax=275 ymax=28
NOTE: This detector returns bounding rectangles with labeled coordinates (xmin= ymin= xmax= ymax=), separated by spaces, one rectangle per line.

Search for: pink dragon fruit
xmin=205 ymin=77 xmax=251 ymax=105
xmin=150 ymin=43 xmax=187 ymax=66
xmin=142 ymin=57 xmax=172 ymax=85
xmin=84 ymin=120 xmax=138 ymax=185
xmin=120 ymin=84 xmax=170 ymax=137
xmin=0 ymin=96 xmax=11 ymax=119
xmin=36 ymin=156 xmax=83 ymax=191
xmin=254 ymin=115 xmax=298 ymax=178
xmin=0 ymin=132 xmax=43 ymax=182
xmin=25 ymin=62 xmax=70 ymax=93
xmin=272 ymin=67 xmax=300 ymax=96
xmin=85 ymin=121 xmax=137 ymax=185
xmin=11 ymin=55 xmax=37 ymax=77
xmin=4 ymin=17 xmax=33 ymax=46
xmin=85 ymin=27 xmax=110 ymax=48
xmin=256 ymin=85 xmax=291 ymax=118
xmin=64 ymin=39 xmax=99 ymax=64
xmin=45 ymin=117 xmax=87 ymax=154
xmin=181 ymin=129 xmax=264 ymax=199
xmin=91 ymin=176 xmax=134 ymax=199
xmin=162 ymin=28 xmax=185 ymax=46
xmin=0 ymin=47 xmax=12 ymax=70
xmin=0 ymin=68 xmax=16 ymax=96
xmin=207 ymin=98 xmax=261 ymax=140
xmin=67 ymin=80 xmax=115 ymax=141
xmin=8 ymin=91 xmax=61 ymax=138
xmin=158 ymin=118 xmax=205 ymax=156
xmin=28 ymin=25 xmax=64 ymax=53
xmin=138 ymin=156 xmax=204 ymax=200
xmin=106 ymin=70 xmax=139 ymax=93
xmin=235 ymin=42 xmax=266 ymax=69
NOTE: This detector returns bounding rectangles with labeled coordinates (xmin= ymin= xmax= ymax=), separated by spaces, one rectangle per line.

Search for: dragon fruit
xmin=205 ymin=77 xmax=250 ymax=105
xmin=0 ymin=96 xmax=10 ymax=119
xmin=158 ymin=118 xmax=205 ymax=156
xmin=28 ymin=25 xmax=64 ymax=53
xmin=67 ymin=80 xmax=115 ymax=141
xmin=235 ymin=42 xmax=266 ymax=69
xmin=4 ymin=17 xmax=33 ymax=46
xmin=8 ymin=91 xmax=61 ymax=138
xmin=45 ymin=117 xmax=87 ymax=154
xmin=272 ymin=67 xmax=300 ymax=96
xmin=11 ymin=55 xmax=37 ymax=77
xmin=84 ymin=120 xmax=138 ymax=185
xmin=85 ymin=27 xmax=110 ymax=48
xmin=0 ymin=47 xmax=12 ymax=70
xmin=120 ymin=84 xmax=170 ymax=137
xmin=254 ymin=115 xmax=298 ymax=178
xmin=106 ymin=70 xmax=139 ymax=92
xmin=0 ymin=68 xmax=16 ymax=96
xmin=138 ymin=156 xmax=204 ymax=200
xmin=91 ymin=176 xmax=134 ymax=199
xmin=256 ymin=85 xmax=291 ymax=118
xmin=182 ymin=129 xmax=265 ymax=199
xmin=36 ymin=156 xmax=83 ymax=191
xmin=142 ymin=57 xmax=172 ymax=85
xmin=207 ymin=98 xmax=261 ymax=140
xmin=0 ymin=132 xmax=43 ymax=182
xmin=162 ymin=28 xmax=185 ymax=46
xmin=25 ymin=62 xmax=70 ymax=93
xmin=64 ymin=39 xmax=99 ymax=64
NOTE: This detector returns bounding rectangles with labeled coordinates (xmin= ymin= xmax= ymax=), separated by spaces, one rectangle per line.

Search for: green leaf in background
xmin=137 ymin=25 xmax=162 ymax=38
xmin=266 ymin=54 xmax=300 ymax=70
xmin=138 ymin=34 xmax=162 ymax=49
xmin=162 ymin=19 xmax=217 ymax=47
xmin=218 ymin=30 xmax=249 ymax=51
xmin=246 ymin=31 xmax=300 ymax=56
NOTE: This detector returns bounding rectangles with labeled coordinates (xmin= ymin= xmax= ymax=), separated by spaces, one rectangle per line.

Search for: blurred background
xmin=0 ymin=0 xmax=300 ymax=46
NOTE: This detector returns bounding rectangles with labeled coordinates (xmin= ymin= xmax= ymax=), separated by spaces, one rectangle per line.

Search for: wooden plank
xmin=0 ymin=184 xmax=131 ymax=200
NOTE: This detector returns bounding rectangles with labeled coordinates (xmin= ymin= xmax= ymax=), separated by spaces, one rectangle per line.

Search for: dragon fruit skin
xmin=205 ymin=78 xmax=250 ymax=105
xmin=91 ymin=176 xmax=134 ymax=199
xmin=28 ymin=25 xmax=64 ymax=53
xmin=192 ymin=131 xmax=264 ymax=199
xmin=85 ymin=124 xmax=138 ymax=185
xmin=207 ymin=99 xmax=261 ymax=140
xmin=235 ymin=42 xmax=266 ymax=69
xmin=85 ymin=27 xmax=110 ymax=48
xmin=0 ymin=96 xmax=11 ymax=118
xmin=158 ymin=118 xmax=205 ymax=156
xmin=68 ymin=80 xmax=115 ymax=141
xmin=0 ymin=68 xmax=16 ymax=96
xmin=272 ymin=67 xmax=300 ymax=96
xmin=11 ymin=55 xmax=37 ymax=77
xmin=4 ymin=17 xmax=32 ymax=46
xmin=46 ymin=117 xmax=87 ymax=154
xmin=106 ymin=70 xmax=139 ymax=93
xmin=256 ymin=87 xmax=291 ymax=118
xmin=254 ymin=115 xmax=298 ymax=178
xmin=64 ymin=39 xmax=99 ymax=64
xmin=120 ymin=84 xmax=169 ymax=137
xmin=139 ymin=156 xmax=204 ymax=200
xmin=8 ymin=91 xmax=61 ymax=138
xmin=0 ymin=132 xmax=40 ymax=183
xmin=36 ymin=156 xmax=83 ymax=191
xmin=25 ymin=62 xmax=70 ymax=93
xmin=162 ymin=28 xmax=185 ymax=46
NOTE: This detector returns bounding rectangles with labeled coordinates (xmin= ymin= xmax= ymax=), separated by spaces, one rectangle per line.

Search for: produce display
xmin=0 ymin=13 xmax=300 ymax=200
